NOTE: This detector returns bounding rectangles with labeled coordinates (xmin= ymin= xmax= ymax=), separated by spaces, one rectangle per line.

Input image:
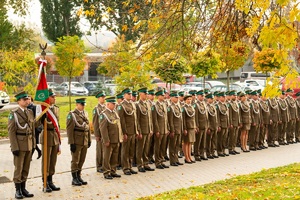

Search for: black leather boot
xmin=15 ymin=183 xmax=23 ymax=199
xmin=42 ymin=178 xmax=52 ymax=192
xmin=47 ymin=175 xmax=60 ymax=191
xmin=72 ymin=172 xmax=82 ymax=186
xmin=77 ymin=171 xmax=87 ymax=185
xmin=20 ymin=182 xmax=34 ymax=197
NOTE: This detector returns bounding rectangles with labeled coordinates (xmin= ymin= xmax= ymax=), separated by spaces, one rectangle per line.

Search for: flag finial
xmin=39 ymin=43 xmax=47 ymax=58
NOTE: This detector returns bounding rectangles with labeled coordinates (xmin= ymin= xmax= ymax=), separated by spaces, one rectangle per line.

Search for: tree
xmin=53 ymin=35 xmax=86 ymax=110
xmin=40 ymin=0 xmax=82 ymax=43
xmin=0 ymin=49 xmax=37 ymax=94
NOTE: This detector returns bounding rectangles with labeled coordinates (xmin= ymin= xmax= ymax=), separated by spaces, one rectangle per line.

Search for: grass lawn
xmin=140 ymin=163 xmax=300 ymax=200
xmin=0 ymin=110 xmax=10 ymax=138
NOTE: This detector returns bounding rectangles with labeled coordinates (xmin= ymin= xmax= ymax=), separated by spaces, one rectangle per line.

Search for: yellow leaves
xmin=107 ymin=7 xmax=113 ymax=13
xmin=76 ymin=8 xmax=83 ymax=17
xmin=133 ymin=16 xmax=139 ymax=22
xmin=122 ymin=25 xmax=128 ymax=32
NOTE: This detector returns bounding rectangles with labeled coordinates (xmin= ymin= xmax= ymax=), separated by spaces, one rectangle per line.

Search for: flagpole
xmin=40 ymin=43 xmax=48 ymax=193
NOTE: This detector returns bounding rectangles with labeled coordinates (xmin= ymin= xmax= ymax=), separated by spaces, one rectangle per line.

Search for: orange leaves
xmin=253 ymin=49 xmax=283 ymax=73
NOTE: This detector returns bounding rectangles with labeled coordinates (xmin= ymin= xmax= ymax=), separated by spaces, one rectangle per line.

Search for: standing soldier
xmin=295 ymin=92 xmax=300 ymax=142
xmin=239 ymin=92 xmax=251 ymax=152
xmin=115 ymin=91 xmax=124 ymax=170
xmin=67 ymin=98 xmax=91 ymax=186
xmin=118 ymin=88 xmax=138 ymax=175
xmin=147 ymin=89 xmax=156 ymax=164
xmin=100 ymin=96 xmax=123 ymax=179
xmin=286 ymin=88 xmax=297 ymax=143
xmin=248 ymin=90 xmax=261 ymax=151
xmin=259 ymin=95 xmax=270 ymax=149
xmin=40 ymin=89 xmax=60 ymax=192
xmin=228 ymin=91 xmax=241 ymax=155
xmin=278 ymin=91 xmax=289 ymax=145
xmin=268 ymin=96 xmax=280 ymax=147
xmin=206 ymin=93 xmax=219 ymax=159
xmin=8 ymin=91 xmax=35 ymax=199
xmin=194 ymin=90 xmax=209 ymax=161
xmin=93 ymin=91 xmax=106 ymax=173
xmin=167 ymin=91 xmax=183 ymax=166
xmin=177 ymin=91 xmax=185 ymax=158
xmin=136 ymin=88 xmax=155 ymax=172
xmin=152 ymin=90 xmax=169 ymax=169
xmin=216 ymin=92 xmax=229 ymax=157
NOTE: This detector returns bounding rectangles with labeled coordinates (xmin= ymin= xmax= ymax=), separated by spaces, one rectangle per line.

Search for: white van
xmin=240 ymin=72 xmax=270 ymax=82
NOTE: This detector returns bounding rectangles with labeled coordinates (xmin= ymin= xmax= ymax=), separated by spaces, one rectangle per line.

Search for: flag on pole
xmin=34 ymin=58 xmax=61 ymax=144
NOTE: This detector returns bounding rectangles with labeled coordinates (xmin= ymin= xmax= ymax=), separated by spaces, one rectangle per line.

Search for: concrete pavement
xmin=0 ymin=137 xmax=300 ymax=199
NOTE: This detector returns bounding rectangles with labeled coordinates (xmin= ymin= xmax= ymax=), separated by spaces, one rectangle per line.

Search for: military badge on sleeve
xmin=100 ymin=114 xmax=103 ymax=120
xmin=8 ymin=113 xmax=14 ymax=120
xmin=93 ymin=109 xmax=96 ymax=115
xmin=167 ymin=107 xmax=170 ymax=112
xmin=67 ymin=113 xmax=71 ymax=120
xmin=117 ymin=105 xmax=122 ymax=111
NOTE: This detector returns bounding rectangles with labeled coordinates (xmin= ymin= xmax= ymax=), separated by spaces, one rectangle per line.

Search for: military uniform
xmin=259 ymin=98 xmax=270 ymax=148
xmin=286 ymin=94 xmax=297 ymax=143
xmin=216 ymin=93 xmax=229 ymax=156
xmin=277 ymin=95 xmax=289 ymax=144
xmin=100 ymin=97 xmax=123 ymax=179
xmin=67 ymin=98 xmax=91 ymax=186
xmin=249 ymin=96 xmax=261 ymax=150
xmin=228 ymin=92 xmax=240 ymax=154
xmin=295 ymin=94 xmax=300 ymax=142
xmin=268 ymin=98 xmax=280 ymax=146
xmin=93 ymin=91 xmax=106 ymax=173
xmin=8 ymin=91 xmax=35 ymax=198
xmin=136 ymin=88 xmax=154 ymax=171
xmin=147 ymin=90 xmax=156 ymax=163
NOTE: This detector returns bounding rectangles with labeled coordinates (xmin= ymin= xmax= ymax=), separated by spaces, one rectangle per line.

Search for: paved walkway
xmin=0 ymin=136 xmax=300 ymax=200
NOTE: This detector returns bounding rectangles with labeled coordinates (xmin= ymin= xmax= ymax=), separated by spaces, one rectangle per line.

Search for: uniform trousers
xmin=259 ymin=124 xmax=268 ymax=146
xmin=286 ymin=120 xmax=296 ymax=142
xmin=13 ymin=151 xmax=32 ymax=183
xmin=121 ymin=134 xmax=135 ymax=171
xmin=169 ymin=134 xmax=180 ymax=164
xmin=249 ymin=125 xmax=259 ymax=148
xmin=206 ymin=129 xmax=217 ymax=156
xmin=103 ymin=143 xmax=119 ymax=175
xmin=96 ymin=140 xmax=103 ymax=170
xmin=42 ymin=144 xmax=58 ymax=176
xmin=228 ymin=126 xmax=239 ymax=151
xmin=278 ymin=122 xmax=287 ymax=143
xmin=217 ymin=128 xmax=227 ymax=154
xmin=268 ymin=122 xmax=278 ymax=144
xmin=295 ymin=120 xmax=300 ymax=141
xmin=154 ymin=133 xmax=167 ymax=166
xmin=136 ymin=133 xmax=150 ymax=168
xmin=71 ymin=144 xmax=87 ymax=173
xmin=198 ymin=129 xmax=206 ymax=157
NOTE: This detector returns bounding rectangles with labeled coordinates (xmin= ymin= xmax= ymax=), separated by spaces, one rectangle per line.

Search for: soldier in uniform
xmin=268 ymin=96 xmax=280 ymax=147
xmin=277 ymin=90 xmax=289 ymax=145
xmin=178 ymin=91 xmax=185 ymax=107
xmin=286 ymin=88 xmax=297 ymax=143
xmin=147 ymin=89 xmax=156 ymax=164
xmin=67 ymin=98 xmax=91 ymax=186
xmin=117 ymin=88 xmax=138 ymax=175
xmin=40 ymin=89 xmax=60 ymax=192
xmin=152 ymin=90 xmax=170 ymax=169
xmin=206 ymin=93 xmax=219 ymax=159
xmin=177 ymin=91 xmax=185 ymax=158
xmin=248 ymin=90 xmax=261 ymax=151
xmin=295 ymin=92 xmax=300 ymax=142
xmin=100 ymin=96 xmax=123 ymax=179
xmin=132 ymin=91 xmax=138 ymax=102
xmin=115 ymin=92 xmax=124 ymax=169
xmin=93 ymin=91 xmax=106 ymax=173
xmin=116 ymin=92 xmax=124 ymax=105
xmin=239 ymin=92 xmax=251 ymax=152
xmin=8 ymin=91 xmax=35 ymax=199
xmin=259 ymin=95 xmax=270 ymax=149
xmin=136 ymin=87 xmax=155 ymax=172
xmin=167 ymin=91 xmax=184 ymax=166
xmin=228 ymin=90 xmax=241 ymax=155
xmin=216 ymin=92 xmax=229 ymax=157
xmin=194 ymin=90 xmax=209 ymax=161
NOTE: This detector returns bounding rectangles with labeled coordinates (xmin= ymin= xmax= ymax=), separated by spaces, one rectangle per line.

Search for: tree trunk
xmin=227 ymin=70 xmax=230 ymax=91
xmin=68 ymin=77 xmax=71 ymax=111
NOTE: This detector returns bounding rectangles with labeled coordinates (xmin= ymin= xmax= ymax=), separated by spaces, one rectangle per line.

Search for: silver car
xmin=0 ymin=90 xmax=10 ymax=109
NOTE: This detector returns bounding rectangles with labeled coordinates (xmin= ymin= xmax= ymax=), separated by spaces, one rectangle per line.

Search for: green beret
xmin=15 ymin=91 xmax=29 ymax=101
xmin=296 ymin=92 xmax=300 ymax=97
xmin=204 ymin=89 xmax=210 ymax=94
xmin=75 ymin=98 xmax=86 ymax=104
xmin=132 ymin=91 xmax=137 ymax=97
xmin=122 ymin=88 xmax=132 ymax=94
xmin=250 ymin=90 xmax=257 ymax=95
xmin=138 ymin=87 xmax=148 ymax=94
xmin=188 ymin=90 xmax=197 ymax=95
xmin=155 ymin=90 xmax=165 ymax=96
xmin=49 ymin=89 xmax=56 ymax=97
xmin=205 ymin=93 xmax=214 ymax=99
xmin=95 ymin=90 xmax=106 ymax=98
xmin=148 ymin=89 xmax=155 ymax=95
xmin=170 ymin=91 xmax=178 ymax=97
xmin=229 ymin=90 xmax=237 ymax=96
xmin=286 ymin=88 xmax=293 ymax=93
xmin=245 ymin=90 xmax=252 ymax=95
xmin=196 ymin=90 xmax=204 ymax=95
xmin=218 ymin=92 xmax=225 ymax=97
xmin=178 ymin=91 xmax=185 ymax=97
xmin=116 ymin=92 xmax=124 ymax=99
xmin=184 ymin=95 xmax=192 ymax=100
xmin=105 ymin=96 xmax=116 ymax=103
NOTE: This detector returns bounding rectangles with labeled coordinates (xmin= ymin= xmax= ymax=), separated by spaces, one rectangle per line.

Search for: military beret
xmin=138 ymin=87 xmax=148 ymax=94
xmin=105 ymin=96 xmax=116 ymax=103
xmin=213 ymin=91 xmax=219 ymax=96
xmin=95 ymin=90 xmax=106 ymax=98
xmin=218 ymin=92 xmax=225 ymax=97
xmin=116 ymin=92 xmax=124 ymax=99
xmin=155 ymin=90 xmax=165 ymax=96
xmin=250 ymin=90 xmax=257 ymax=95
xmin=205 ymin=93 xmax=214 ymax=99
xmin=229 ymin=90 xmax=237 ymax=96
xmin=132 ymin=91 xmax=138 ymax=97
xmin=245 ymin=90 xmax=252 ymax=95
xmin=122 ymin=88 xmax=132 ymax=94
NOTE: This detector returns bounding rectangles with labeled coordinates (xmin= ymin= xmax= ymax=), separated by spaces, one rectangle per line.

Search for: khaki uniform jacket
xmin=152 ymin=100 xmax=169 ymax=134
xmin=240 ymin=100 xmax=251 ymax=124
xmin=259 ymin=99 xmax=270 ymax=124
xmin=217 ymin=101 xmax=229 ymax=128
xmin=100 ymin=108 xmax=123 ymax=144
xmin=268 ymin=98 xmax=280 ymax=122
xmin=67 ymin=109 xmax=91 ymax=146
xmin=229 ymin=100 xmax=240 ymax=127
xmin=8 ymin=107 xmax=35 ymax=151
xmin=277 ymin=98 xmax=289 ymax=122
xmin=117 ymin=100 xmax=137 ymax=135
xmin=136 ymin=100 xmax=153 ymax=134
xmin=207 ymin=103 xmax=218 ymax=130
xmin=93 ymin=103 xmax=106 ymax=138
xmin=195 ymin=100 xmax=209 ymax=130
xmin=182 ymin=104 xmax=196 ymax=130
xmin=250 ymin=99 xmax=260 ymax=125
xmin=286 ymin=96 xmax=297 ymax=120
xmin=296 ymin=99 xmax=300 ymax=120
xmin=40 ymin=105 xmax=60 ymax=146
xmin=167 ymin=102 xmax=182 ymax=134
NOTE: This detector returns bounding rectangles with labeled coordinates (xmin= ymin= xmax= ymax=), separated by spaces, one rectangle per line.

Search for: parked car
xmin=47 ymin=82 xmax=60 ymax=90
xmin=105 ymin=84 xmax=117 ymax=95
xmin=83 ymin=81 xmax=99 ymax=96
xmin=205 ymin=81 xmax=225 ymax=88
xmin=183 ymin=82 xmax=211 ymax=89
xmin=210 ymin=84 xmax=244 ymax=93
xmin=0 ymin=90 xmax=10 ymax=109
xmin=154 ymin=82 xmax=182 ymax=92
xmin=235 ymin=79 xmax=265 ymax=91
xmin=58 ymin=82 xmax=89 ymax=96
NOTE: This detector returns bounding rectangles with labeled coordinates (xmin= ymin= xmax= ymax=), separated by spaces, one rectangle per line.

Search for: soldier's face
xmin=19 ymin=98 xmax=29 ymax=108
xmin=207 ymin=98 xmax=213 ymax=103
xmin=197 ymin=95 xmax=204 ymax=101
xmin=147 ymin=94 xmax=154 ymax=101
xmin=76 ymin=103 xmax=85 ymax=111
xmin=124 ymin=93 xmax=132 ymax=101
xmin=158 ymin=95 xmax=165 ymax=101
xmin=139 ymin=93 xmax=147 ymax=101
xmin=107 ymin=102 xmax=115 ymax=110
xmin=231 ymin=95 xmax=236 ymax=101
xmin=171 ymin=96 xmax=178 ymax=103
xmin=219 ymin=96 xmax=225 ymax=102
xmin=49 ymin=95 xmax=56 ymax=105
xmin=98 ymin=96 xmax=105 ymax=104
xmin=185 ymin=97 xmax=192 ymax=104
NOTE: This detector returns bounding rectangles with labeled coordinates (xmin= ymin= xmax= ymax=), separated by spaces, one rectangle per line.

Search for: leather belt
xmin=16 ymin=132 xmax=29 ymax=136
xmin=74 ymin=129 xmax=85 ymax=132
xmin=47 ymin=128 xmax=55 ymax=131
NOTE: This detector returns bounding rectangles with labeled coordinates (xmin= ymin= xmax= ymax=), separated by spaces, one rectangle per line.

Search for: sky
xmin=7 ymin=0 xmax=116 ymax=50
